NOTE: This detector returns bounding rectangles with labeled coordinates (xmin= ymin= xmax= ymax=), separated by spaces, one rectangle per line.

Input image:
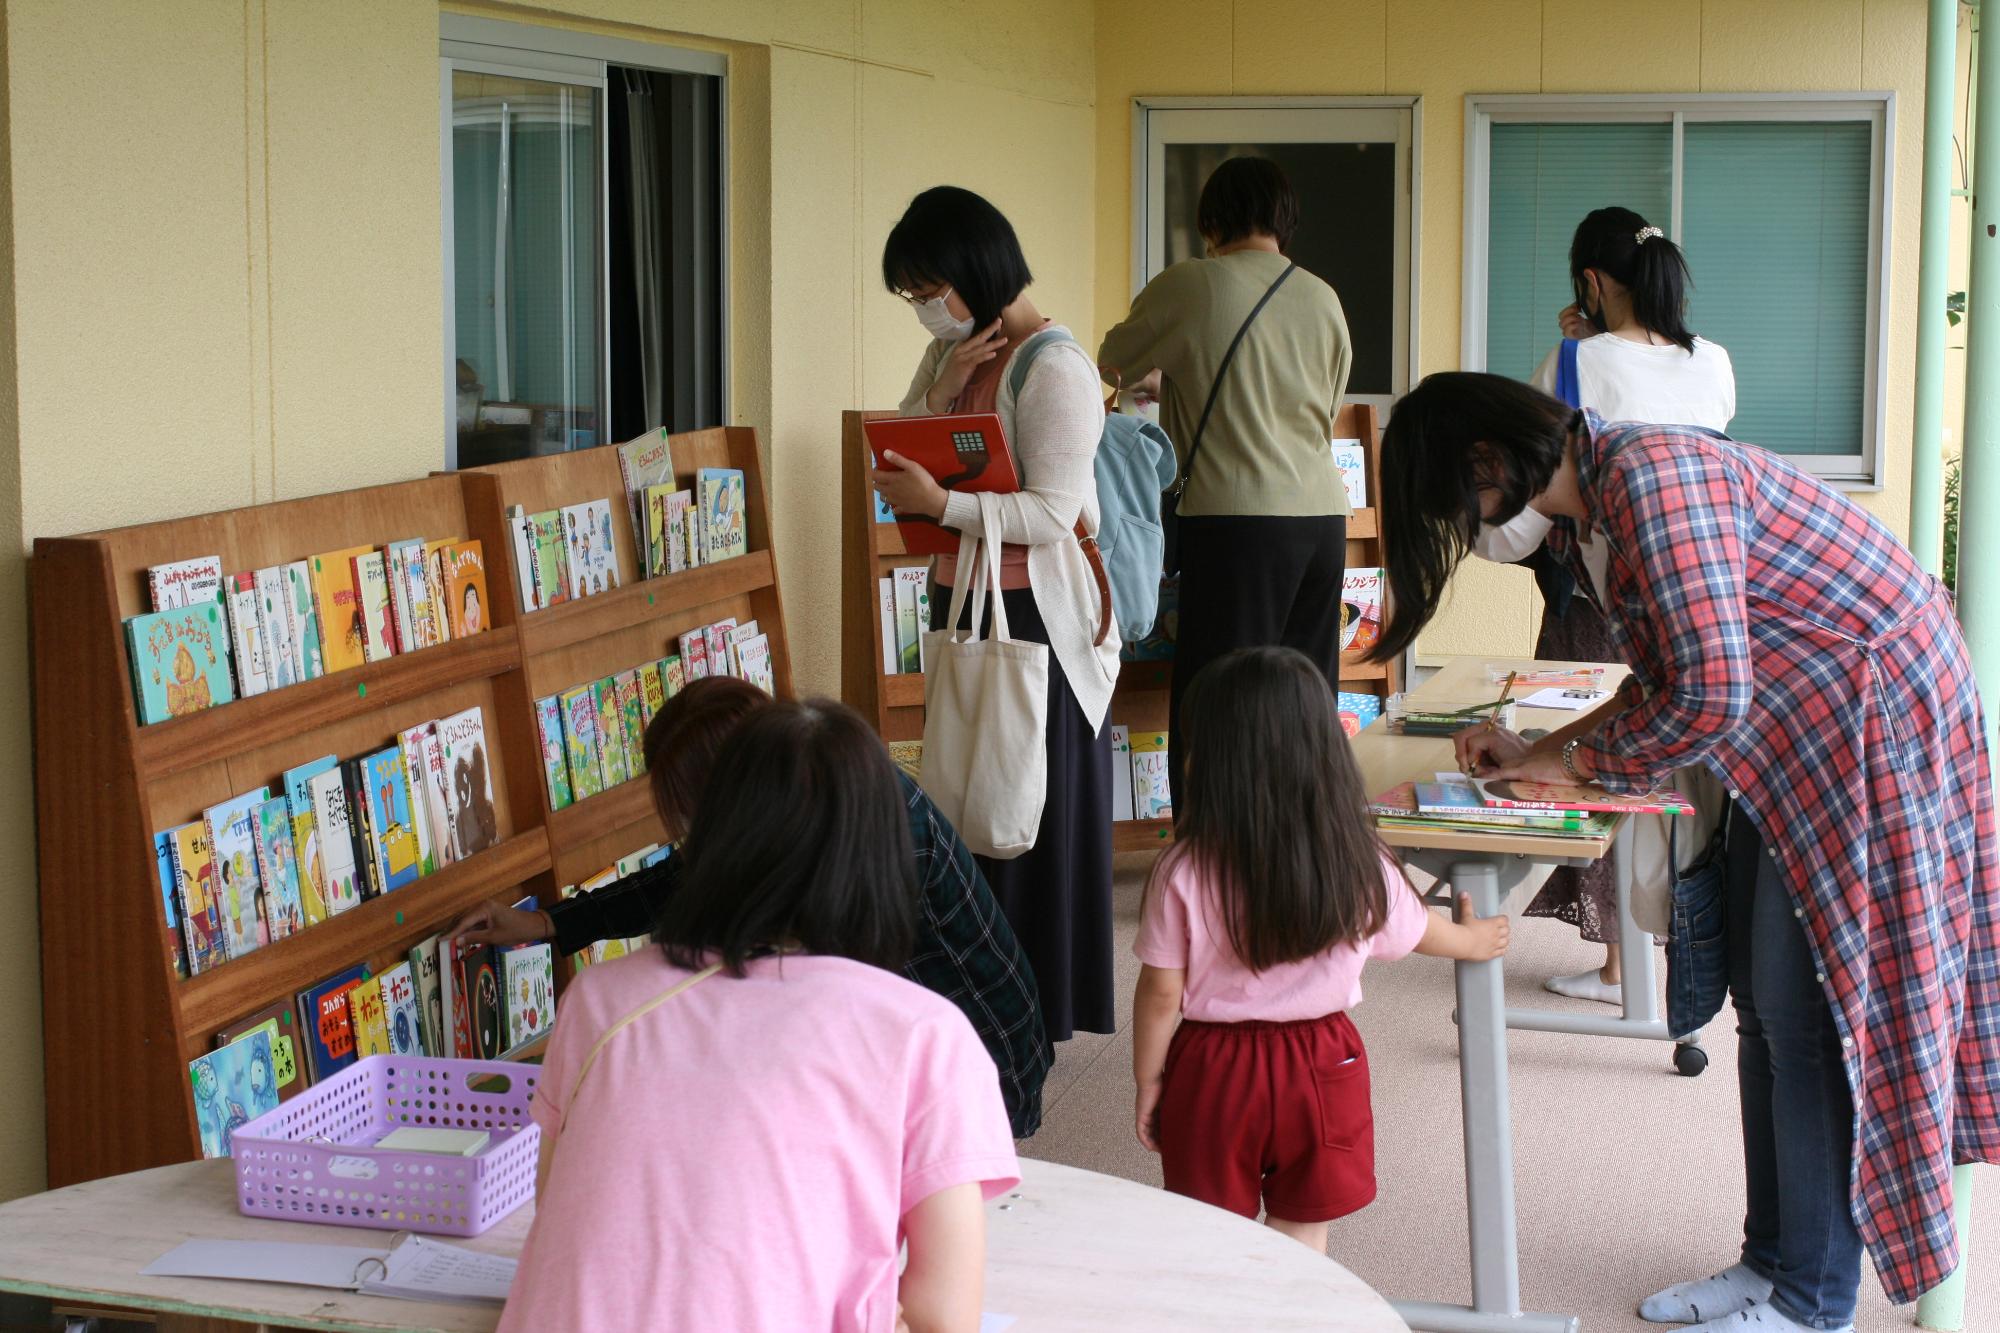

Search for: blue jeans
xmin=1726 ymin=814 xmax=1862 ymax=1329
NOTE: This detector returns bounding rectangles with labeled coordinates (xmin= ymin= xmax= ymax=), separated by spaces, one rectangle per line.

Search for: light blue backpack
xmin=1006 ymin=330 xmax=1177 ymax=644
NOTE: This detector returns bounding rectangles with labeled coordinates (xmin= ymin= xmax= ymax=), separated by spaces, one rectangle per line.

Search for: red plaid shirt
xmin=1550 ymin=414 xmax=2000 ymax=1304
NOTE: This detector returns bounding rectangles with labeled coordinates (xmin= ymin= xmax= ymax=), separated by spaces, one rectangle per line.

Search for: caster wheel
xmin=1674 ymin=1043 xmax=1709 ymax=1077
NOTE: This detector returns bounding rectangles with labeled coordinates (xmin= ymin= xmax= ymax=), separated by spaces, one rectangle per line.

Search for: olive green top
xmin=1097 ymin=250 xmax=1352 ymax=519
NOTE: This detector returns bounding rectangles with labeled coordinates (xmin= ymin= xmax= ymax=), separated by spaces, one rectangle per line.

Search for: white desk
xmin=0 ymin=1157 xmax=1406 ymax=1332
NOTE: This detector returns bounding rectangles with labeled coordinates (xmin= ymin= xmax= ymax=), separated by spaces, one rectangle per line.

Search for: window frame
xmin=1129 ymin=95 xmax=1424 ymax=415
xmin=1461 ymin=91 xmax=1895 ymax=489
xmin=438 ymin=14 xmax=729 ymax=469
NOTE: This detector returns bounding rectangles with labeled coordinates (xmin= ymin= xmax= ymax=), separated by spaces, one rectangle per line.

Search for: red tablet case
xmin=864 ymin=413 xmax=1021 ymax=556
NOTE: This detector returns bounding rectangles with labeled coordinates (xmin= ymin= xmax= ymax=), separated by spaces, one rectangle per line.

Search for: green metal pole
xmin=1917 ymin=1164 xmax=1976 ymax=1330
xmin=1910 ymin=0 xmax=1958 ymax=574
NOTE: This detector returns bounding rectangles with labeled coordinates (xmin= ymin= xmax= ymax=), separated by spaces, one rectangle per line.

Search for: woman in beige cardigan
xmin=873 ymin=185 xmax=1119 ymax=1041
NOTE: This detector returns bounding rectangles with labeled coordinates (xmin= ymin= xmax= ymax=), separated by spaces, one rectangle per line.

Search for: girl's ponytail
xmin=1570 ymin=207 xmax=1698 ymax=353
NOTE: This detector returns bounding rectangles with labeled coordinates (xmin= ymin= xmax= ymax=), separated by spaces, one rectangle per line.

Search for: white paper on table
xmin=1521 ymin=686 xmax=1610 ymax=711
xmin=981 ymin=1317 xmax=1018 ymax=1333
xmin=144 ymin=1235 xmax=515 ymax=1304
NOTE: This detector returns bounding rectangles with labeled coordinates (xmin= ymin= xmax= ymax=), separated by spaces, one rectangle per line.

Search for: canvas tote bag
xmin=919 ymin=494 xmax=1049 ymax=859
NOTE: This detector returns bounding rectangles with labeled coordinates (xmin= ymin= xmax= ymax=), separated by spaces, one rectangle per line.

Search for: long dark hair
xmin=881 ymin=186 xmax=1034 ymax=331
xmin=655 ymin=698 xmax=918 ymax=977
xmin=1164 ymin=646 xmax=1398 ymax=971
xmin=1571 ymin=206 xmax=1697 ymax=352
xmin=1370 ymin=372 xmax=1576 ymax=662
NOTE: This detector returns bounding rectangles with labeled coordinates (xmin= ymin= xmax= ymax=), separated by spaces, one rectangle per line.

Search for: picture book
xmin=1110 ymin=726 xmax=1134 ymax=822
xmin=893 ymin=567 xmax=926 ymax=674
xmin=363 ymin=746 xmax=423 ymax=893
xmin=736 ymin=633 xmax=775 ymax=695
xmin=251 ymin=797 xmax=305 ymax=942
xmin=696 ymin=467 xmax=748 ymax=563
xmin=443 ymin=540 xmax=489 ymax=639
xmin=378 ymin=961 xmax=422 ymax=1057
xmin=507 ymin=505 xmax=540 ymax=613
xmin=878 ymin=576 xmax=898 ymax=673
xmin=1337 ymin=690 xmax=1383 ymax=738
xmin=1330 ymin=439 xmax=1368 ymax=510
xmin=613 ymin=670 xmax=646 ymax=775
xmin=704 ymin=619 xmax=738 ymax=677
xmin=253 ymin=567 xmax=299 ymax=689
xmin=223 ymin=572 xmax=271 ymax=699
xmin=189 ymin=1027 xmax=278 ymax=1159
xmin=725 ymin=620 xmax=762 ymax=676
xmin=1340 ymin=567 xmax=1383 ymax=656
xmin=338 ymin=757 xmax=376 ymax=902
xmin=874 ymin=488 xmax=896 ymax=524
xmin=533 ymin=695 xmax=572 ymax=811
xmin=205 ymin=789 xmax=273 ymax=961
xmin=661 ymin=654 xmax=686 ymax=697
xmin=466 ymin=944 xmax=502 ymax=1061
xmin=593 ymin=678 xmax=630 ymax=788
xmin=638 ymin=662 xmax=666 ymax=724
xmin=409 ymin=934 xmax=445 ymax=1058
xmin=296 ymin=965 xmax=368 ymax=1083
xmin=309 ymin=545 xmax=374 ymax=673
xmin=125 ymin=603 xmax=236 ymax=724
xmin=306 ymin=767 xmax=362 ymax=916
xmin=152 ymin=830 xmax=188 ymax=977
xmin=384 ymin=538 xmax=430 ymax=651
xmin=215 ymin=1003 xmax=303 ymax=1104
xmin=170 ymin=821 xmax=225 ymax=975
xmin=560 ymin=499 xmax=620 ymax=599
xmin=351 ymin=550 xmax=396 ymax=664
xmin=395 ymin=725 xmax=440 ymax=877
xmin=682 ymin=503 xmax=702 ymax=571
xmin=528 ymin=510 xmax=568 ymax=612
xmin=642 ymin=483 xmax=678 ymax=578
xmin=617 ymin=427 xmax=676 ymax=538
xmin=678 ymin=628 xmax=709 ymax=680
xmin=347 ymin=976 xmax=392 ymax=1059
xmin=862 ymin=415 xmax=1018 ymax=556
xmin=1413 ymin=781 xmax=1493 ymax=816
xmin=559 ymin=685 xmax=604 ymax=801
xmin=1368 ymin=781 xmax=1609 ymax=833
xmin=423 ymin=538 xmax=460 ymax=644
xmin=663 ymin=489 xmax=694 ymax=574
xmin=500 ymin=943 xmax=555 ymax=1052
xmin=148 ymin=556 xmax=223 ymax=611
xmin=282 ymin=755 xmax=338 ymax=926
xmin=1130 ymin=731 xmax=1172 ymax=822
xmin=435 ymin=706 xmax=500 ymax=858
xmin=409 ymin=724 xmax=457 ymax=869
xmin=1471 ymin=778 xmax=1694 ymax=816
xmin=282 ymin=561 xmax=325 ymax=682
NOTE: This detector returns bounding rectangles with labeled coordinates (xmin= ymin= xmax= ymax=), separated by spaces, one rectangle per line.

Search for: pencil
xmin=1485 ymin=671 xmax=1518 ymax=733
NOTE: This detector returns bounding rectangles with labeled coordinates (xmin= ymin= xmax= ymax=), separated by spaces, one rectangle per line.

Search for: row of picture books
xmin=128 ymin=538 xmax=490 ymax=725
xmin=190 ymin=921 xmax=556 ymax=1158
xmin=1369 ymin=769 xmax=1692 ymax=842
xmin=560 ymin=843 xmax=673 ymax=969
xmin=154 ymin=706 xmax=500 ymax=977
xmin=877 ymin=567 xmax=930 ymax=675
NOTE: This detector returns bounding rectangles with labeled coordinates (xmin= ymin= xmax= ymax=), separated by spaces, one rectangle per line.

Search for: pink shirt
xmin=497 ymin=951 xmax=1020 ymax=1333
xmin=1133 ymin=846 xmax=1430 ymax=1023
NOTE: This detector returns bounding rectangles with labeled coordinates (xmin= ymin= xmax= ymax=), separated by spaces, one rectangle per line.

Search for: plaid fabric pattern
xmin=1547 ymin=414 xmax=2000 ymax=1303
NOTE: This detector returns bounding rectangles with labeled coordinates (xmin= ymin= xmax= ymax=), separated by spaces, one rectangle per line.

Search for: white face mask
xmin=914 ymin=289 xmax=976 ymax=342
xmin=1472 ymin=504 xmax=1554 ymax=563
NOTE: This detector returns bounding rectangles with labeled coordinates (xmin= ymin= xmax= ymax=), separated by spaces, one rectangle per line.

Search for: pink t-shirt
xmin=1133 ymin=846 xmax=1430 ymax=1023
xmin=497 ymin=950 xmax=1020 ymax=1333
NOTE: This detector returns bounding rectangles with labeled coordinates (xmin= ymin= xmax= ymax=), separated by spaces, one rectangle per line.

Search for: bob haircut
xmin=643 ymin=675 xmax=770 ymax=837
xmin=881 ymin=185 xmax=1034 ymax=332
xmin=1197 ymin=156 xmax=1301 ymax=251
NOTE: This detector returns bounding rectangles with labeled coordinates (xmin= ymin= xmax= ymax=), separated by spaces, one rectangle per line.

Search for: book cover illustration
xmin=893 ymin=567 xmax=926 ymax=674
xmin=443 ymin=939 xmax=495 ymax=1059
xmin=1340 ymin=567 xmax=1384 ymax=656
xmin=529 ymin=509 xmax=569 ymax=611
xmin=189 ymin=1027 xmax=277 ymax=1159
xmin=280 ymin=561 xmax=324 ymax=683
xmin=423 ymin=539 xmax=459 ymax=644
xmin=363 ymin=746 xmax=423 ymax=893
xmin=593 ymin=678 xmax=630 ymax=788
xmin=395 ymin=725 xmax=439 ymax=878
xmin=1130 ymin=731 xmax=1172 ymax=822
xmin=663 ymin=490 xmax=693 ymax=574
xmin=502 ymin=943 xmax=555 ymax=1052
xmin=152 ymin=829 xmax=189 ymax=977
xmin=862 ymin=415 xmax=1018 ymax=556
xmin=435 ymin=705 xmax=500 ymax=858
xmin=385 ymin=538 xmax=432 ymax=650
xmin=378 ymin=961 xmax=422 ymax=1057
xmin=347 ymin=976 xmax=392 ymax=1059
xmin=696 ymin=467 xmax=748 ymax=563
xmin=1369 ymin=780 xmax=1609 ymax=832
xmin=660 ymin=654 xmax=687 ymax=697
xmin=725 ymin=619 xmax=762 ymax=676
xmin=126 ymin=603 xmax=235 ymax=724
xmin=638 ymin=662 xmax=666 ymax=724
xmin=253 ymin=567 xmax=299 ymax=689
xmin=408 ymin=724 xmax=457 ymax=869
xmin=340 ymin=757 xmax=381 ymax=902
xmin=642 ymin=483 xmax=678 ymax=578
xmin=281 ymin=755 xmax=338 ymax=927
xmin=1472 ymin=778 xmax=1693 ymax=816
xmin=559 ymin=685 xmax=604 ymax=801
xmin=878 ymin=576 xmax=899 ymax=674
xmin=561 ymin=499 xmax=621 ymax=598
xmin=307 ymin=767 xmax=362 ymax=916
xmin=409 ymin=934 xmax=445 ymax=1058
xmin=296 ymin=965 xmax=368 ymax=1083
xmin=507 ymin=505 xmax=540 ymax=614
xmin=736 ymin=634 xmax=775 ymax=695
xmin=1337 ymin=690 xmax=1384 ymax=738
xmin=1110 ymin=725 xmax=1134 ymax=822
xmin=170 ymin=821 xmax=225 ymax=975
xmin=205 ymin=789 xmax=272 ymax=961
xmin=1330 ymin=439 xmax=1368 ymax=510
xmin=534 ymin=695 xmax=572 ymax=811
xmin=682 ymin=504 xmax=701 ymax=571
xmin=215 ymin=1004 xmax=303 ymax=1104
xmin=351 ymin=550 xmax=396 ymax=664
xmin=613 ymin=670 xmax=646 ymax=776
xmin=148 ymin=556 xmax=223 ymax=611
xmin=704 ymin=619 xmax=738 ymax=678
xmin=617 ymin=427 xmax=676 ymax=536
xmin=250 ymin=796 xmax=305 ymax=941
xmin=443 ymin=540 xmax=489 ymax=639
xmin=308 ymin=545 xmax=374 ymax=673
xmin=223 ymin=572 xmax=271 ymax=698
xmin=678 ymin=628 xmax=709 ymax=681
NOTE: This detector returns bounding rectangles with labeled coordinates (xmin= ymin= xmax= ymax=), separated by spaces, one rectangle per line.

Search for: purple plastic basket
xmin=232 ymin=1054 xmax=541 ymax=1236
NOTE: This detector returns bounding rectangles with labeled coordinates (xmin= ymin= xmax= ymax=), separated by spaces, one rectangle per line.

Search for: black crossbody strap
xmin=1178 ymin=261 xmax=1298 ymax=496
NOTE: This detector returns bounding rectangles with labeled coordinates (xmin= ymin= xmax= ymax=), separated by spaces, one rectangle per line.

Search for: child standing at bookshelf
xmin=1131 ymin=646 xmax=1509 ymax=1251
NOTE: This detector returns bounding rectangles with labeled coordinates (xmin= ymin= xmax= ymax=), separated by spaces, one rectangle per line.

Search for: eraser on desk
xmin=376 ymin=1127 xmax=491 ymax=1156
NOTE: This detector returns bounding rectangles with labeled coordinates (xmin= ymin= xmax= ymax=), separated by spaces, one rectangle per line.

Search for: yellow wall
xmin=0 ymin=0 xmax=1094 ymax=1197
xmin=1095 ymin=0 xmax=1939 ymax=661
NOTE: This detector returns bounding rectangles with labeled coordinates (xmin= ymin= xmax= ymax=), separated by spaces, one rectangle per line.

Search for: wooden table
xmin=1350 ymin=656 xmax=1635 ymax=1333
xmin=0 ymin=1157 xmax=1406 ymax=1332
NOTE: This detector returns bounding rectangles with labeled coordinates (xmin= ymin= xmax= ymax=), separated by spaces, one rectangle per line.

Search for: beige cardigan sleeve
xmin=941 ymin=341 xmax=1103 ymax=546
xmin=899 ymin=339 xmax=953 ymax=416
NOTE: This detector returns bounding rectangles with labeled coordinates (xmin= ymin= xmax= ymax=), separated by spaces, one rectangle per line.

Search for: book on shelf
xmin=125 ymin=602 xmax=235 ymax=724
xmin=594 ymin=678 xmax=630 ymax=788
xmin=223 ymin=572 xmax=272 ymax=698
xmin=506 ymin=506 xmax=541 ymax=614
xmin=363 ymin=746 xmax=423 ymax=893
xmin=442 ymin=540 xmax=489 ymax=638
xmin=282 ymin=755 xmax=339 ymax=927
xmin=282 ymin=560 xmax=325 ymax=682
xmin=309 ymin=545 xmax=374 ymax=674
xmin=877 ymin=576 xmax=898 ymax=674
xmin=253 ymin=567 xmax=299 ymax=689
xmin=696 ymin=467 xmax=748 ymax=563
xmin=348 ymin=976 xmax=392 ymax=1059
xmin=204 ymin=788 xmax=273 ymax=961
xmin=152 ymin=830 xmax=188 ymax=977
xmin=678 ymin=627 xmax=709 ymax=681
xmin=613 ymin=671 xmax=647 ymax=776
xmin=446 ymin=938 xmax=500 ymax=1059
xmin=189 ymin=1027 xmax=278 ymax=1159
xmin=724 ymin=620 xmax=761 ymax=675
xmin=377 ymin=960 xmax=423 ymax=1057
xmin=660 ymin=654 xmax=687 ymax=697
xmin=1110 ymin=726 xmax=1134 ymax=822
xmin=1330 ymin=439 xmax=1368 ymax=510
xmin=296 ymin=965 xmax=369 ymax=1083
xmin=559 ymin=685 xmax=605 ymax=801
xmin=422 ymin=539 xmax=459 ymax=645
xmin=663 ymin=489 xmax=695 ymax=574
xmin=352 ymin=550 xmax=397 ymax=665
xmin=409 ymin=933 xmax=446 ymax=1059
xmin=434 ymin=706 xmax=500 ymax=858
xmin=215 ymin=1003 xmax=304 ymax=1104
xmin=394 ymin=725 xmax=440 ymax=877
xmin=1130 ymin=731 xmax=1171 ymax=822
xmin=410 ymin=723 xmax=458 ymax=869
xmin=704 ymin=619 xmax=738 ymax=679
xmin=862 ymin=414 xmax=1019 ymax=557
xmin=251 ymin=796 xmax=306 ymax=941
xmin=617 ymin=428 xmax=676 ymax=538
xmin=341 ymin=757 xmax=380 ymax=902
xmin=148 ymin=556 xmax=223 ymax=611
xmin=170 ymin=821 xmax=225 ymax=975
xmin=681 ymin=502 xmax=701 ymax=573
xmin=533 ymin=695 xmax=572 ymax=811
xmin=638 ymin=662 xmax=666 ymax=724
xmin=1340 ymin=568 xmax=1383 ymax=656
xmin=1337 ymin=690 xmax=1383 ymax=737
xmin=306 ymin=766 xmax=362 ymax=917
xmin=383 ymin=538 xmax=428 ymax=652
xmin=560 ymin=499 xmax=621 ymax=598
xmin=736 ymin=634 xmax=775 ymax=695
xmin=500 ymin=943 xmax=555 ymax=1052
xmin=528 ymin=510 xmax=569 ymax=612
xmin=893 ymin=568 xmax=926 ymax=674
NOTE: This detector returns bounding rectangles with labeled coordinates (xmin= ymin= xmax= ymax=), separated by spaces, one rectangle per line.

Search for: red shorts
xmin=1156 ymin=1010 xmax=1375 ymax=1223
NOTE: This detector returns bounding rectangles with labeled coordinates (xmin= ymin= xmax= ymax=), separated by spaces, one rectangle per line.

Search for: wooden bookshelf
xmin=839 ymin=404 xmax=1401 ymax=856
xmin=32 ymin=427 xmax=789 ymax=1188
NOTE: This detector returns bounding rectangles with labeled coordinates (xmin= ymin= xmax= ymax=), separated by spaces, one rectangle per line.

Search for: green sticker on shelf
xmin=394 ymin=911 xmax=404 ymax=925
xmin=1158 ymin=828 xmax=1169 ymax=839
xmin=357 ymin=682 xmax=367 ymax=698
xmin=648 ymin=593 xmax=656 ymax=605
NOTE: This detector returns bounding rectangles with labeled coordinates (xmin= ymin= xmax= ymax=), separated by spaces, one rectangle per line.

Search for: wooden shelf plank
xmin=519 ymin=552 xmax=775 ymax=659
xmin=1115 ymin=661 xmax=1173 ymax=695
xmin=1113 ymin=818 xmax=1175 ymax=853
xmin=882 ymin=673 xmax=925 ymax=708
xmin=546 ymin=775 xmax=656 ymax=849
xmin=177 ymin=831 xmax=551 ymax=1039
xmin=1338 ymin=653 xmax=1389 ymax=681
xmin=872 ymin=523 xmax=911 ymax=558
xmin=1348 ymin=508 xmax=1377 ymax=541
xmin=132 ymin=631 xmax=521 ymax=780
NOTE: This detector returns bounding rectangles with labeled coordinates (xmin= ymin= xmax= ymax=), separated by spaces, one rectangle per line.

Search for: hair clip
xmin=1635 ymin=226 xmax=1664 ymax=244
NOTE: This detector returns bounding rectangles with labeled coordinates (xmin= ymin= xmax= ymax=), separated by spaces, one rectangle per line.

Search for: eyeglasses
xmin=893 ymin=282 xmax=951 ymax=306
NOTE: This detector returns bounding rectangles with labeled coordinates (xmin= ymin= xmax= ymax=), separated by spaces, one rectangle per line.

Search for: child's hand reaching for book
xmin=873 ymin=452 xmax=950 ymax=521
xmin=451 ymin=899 xmax=555 ymax=949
